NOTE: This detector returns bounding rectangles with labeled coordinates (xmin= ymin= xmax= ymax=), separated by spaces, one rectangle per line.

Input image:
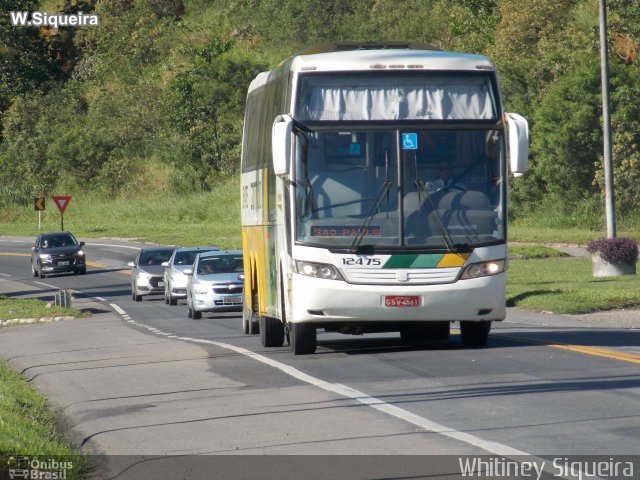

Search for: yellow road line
xmin=495 ymin=333 xmax=640 ymax=365
xmin=550 ymin=344 xmax=640 ymax=364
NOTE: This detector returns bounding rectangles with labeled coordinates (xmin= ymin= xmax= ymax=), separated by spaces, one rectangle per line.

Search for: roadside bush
xmin=586 ymin=237 xmax=639 ymax=265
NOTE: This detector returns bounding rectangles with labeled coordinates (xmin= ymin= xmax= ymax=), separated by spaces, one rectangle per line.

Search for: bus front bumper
xmin=291 ymin=273 xmax=506 ymax=323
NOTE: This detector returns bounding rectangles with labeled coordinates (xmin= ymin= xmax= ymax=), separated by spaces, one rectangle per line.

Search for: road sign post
xmin=52 ymin=196 xmax=72 ymax=230
xmin=34 ymin=197 xmax=45 ymax=230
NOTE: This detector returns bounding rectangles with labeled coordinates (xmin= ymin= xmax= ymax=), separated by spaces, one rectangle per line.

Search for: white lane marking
xmin=94 ymin=296 xmax=107 ymax=302
xmin=34 ymin=281 xmax=57 ymax=289
xmin=176 ymin=335 xmax=531 ymax=457
xmin=0 ymin=272 xmax=11 ymax=277
xmin=110 ymin=303 xmax=127 ymax=315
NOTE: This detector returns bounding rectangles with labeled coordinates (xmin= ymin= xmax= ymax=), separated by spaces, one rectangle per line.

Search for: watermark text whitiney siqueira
xmin=10 ymin=11 xmax=99 ymax=29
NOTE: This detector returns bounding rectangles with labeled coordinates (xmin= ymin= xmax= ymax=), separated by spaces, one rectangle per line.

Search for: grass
xmin=0 ymin=360 xmax=85 ymax=478
xmin=0 ymin=295 xmax=86 ymax=323
xmin=507 ymin=256 xmax=640 ymax=314
xmin=0 ymin=176 xmax=242 ymax=249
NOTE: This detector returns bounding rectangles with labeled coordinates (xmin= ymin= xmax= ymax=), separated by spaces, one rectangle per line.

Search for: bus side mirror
xmin=272 ymin=115 xmax=293 ymax=176
xmin=506 ymin=113 xmax=529 ymax=177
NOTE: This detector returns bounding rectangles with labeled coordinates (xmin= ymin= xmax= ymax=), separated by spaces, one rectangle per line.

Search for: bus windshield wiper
xmin=411 ymin=153 xmax=456 ymax=251
xmin=349 ymin=179 xmax=392 ymax=253
xmin=350 ymin=149 xmax=393 ymax=253
xmin=414 ymin=178 xmax=456 ymax=251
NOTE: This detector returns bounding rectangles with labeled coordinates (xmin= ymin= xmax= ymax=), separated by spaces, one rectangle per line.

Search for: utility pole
xmin=599 ymin=0 xmax=616 ymax=238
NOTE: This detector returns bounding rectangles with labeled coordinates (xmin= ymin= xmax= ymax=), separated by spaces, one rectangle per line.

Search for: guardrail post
xmin=54 ymin=289 xmax=72 ymax=308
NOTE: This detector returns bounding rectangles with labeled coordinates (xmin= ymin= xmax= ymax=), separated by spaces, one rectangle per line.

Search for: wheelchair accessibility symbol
xmin=402 ymin=133 xmax=418 ymax=150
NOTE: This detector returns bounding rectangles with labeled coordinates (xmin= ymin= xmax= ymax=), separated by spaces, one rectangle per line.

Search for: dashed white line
xmin=0 ymin=272 xmax=11 ymax=277
xmin=34 ymin=281 xmax=57 ymax=289
xmin=110 ymin=303 xmax=127 ymax=316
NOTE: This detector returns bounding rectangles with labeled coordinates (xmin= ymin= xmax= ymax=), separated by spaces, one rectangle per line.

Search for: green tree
xmin=170 ymin=38 xmax=265 ymax=188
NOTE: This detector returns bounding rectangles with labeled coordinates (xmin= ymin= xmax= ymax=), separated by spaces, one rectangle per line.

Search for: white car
xmin=129 ymin=247 xmax=175 ymax=302
xmin=162 ymin=246 xmax=220 ymax=305
xmin=186 ymin=251 xmax=244 ymax=319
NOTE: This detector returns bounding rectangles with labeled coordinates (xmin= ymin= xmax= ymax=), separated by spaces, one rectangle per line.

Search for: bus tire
xmin=460 ymin=320 xmax=491 ymax=347
xmin=290 ymin=323 xmax=317 ymax=355
xmin=260 ymin=316 xmax=284 ymax=347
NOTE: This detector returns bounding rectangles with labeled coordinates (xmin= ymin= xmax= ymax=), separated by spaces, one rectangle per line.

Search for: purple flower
xmin=586 ymin=237 xmax=639 ymax=265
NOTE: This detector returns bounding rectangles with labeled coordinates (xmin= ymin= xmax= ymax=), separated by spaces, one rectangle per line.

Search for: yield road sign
xmin=34 ymin=197 xmax=45 ymax=211
xmin=52 ymin=195 xmax=72 ymax=214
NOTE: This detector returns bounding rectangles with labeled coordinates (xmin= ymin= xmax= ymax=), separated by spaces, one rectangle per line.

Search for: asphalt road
xmin=1 ymin=236 xmax=639 ymax=479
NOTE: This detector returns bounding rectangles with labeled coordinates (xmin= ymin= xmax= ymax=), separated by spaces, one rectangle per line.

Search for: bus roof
xmin=247 ymin=48 xmax=495 ymax=94
xmin=290 ymin=49 xmax=494 ymax=73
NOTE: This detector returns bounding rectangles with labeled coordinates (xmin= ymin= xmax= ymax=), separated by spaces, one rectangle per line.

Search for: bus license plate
xmin=384 ymin=295 xmax=419 ymax=307
xmin=224 ymin=296 xmax=242 ymax=305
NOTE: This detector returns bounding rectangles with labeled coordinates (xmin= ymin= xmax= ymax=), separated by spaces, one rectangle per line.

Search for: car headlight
xmin=193 ymin=283 xmax=209 ymax=295
xmin=77 ymin=249 xmax=85 ymax=256
xmin=460 ymin=259 xmax=507 ymax=280
xmin=295 ymin=261 xmax=344 ymax=280
xmin=39 ymin=254 xmax=52 ymax=261
xmin=138 ymin=271 xmax=152 ymax=281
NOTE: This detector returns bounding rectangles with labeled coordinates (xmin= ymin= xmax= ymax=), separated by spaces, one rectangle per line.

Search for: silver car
xmin=162 ymin=247 xmax=220 ymax=305
xmin=186 ymin=251 xmax=244 ymax=319
xmin=129 ymin=247 xmax=175 ymax=302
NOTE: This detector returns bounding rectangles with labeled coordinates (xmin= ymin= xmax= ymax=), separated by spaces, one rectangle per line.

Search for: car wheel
xmin=31 ymin=261 xmax=38 ymax=277
xmin=80 ymin=266 xmax=87 ymax=275
xmin=169 ymin=296 xmax=177 ymax=306
xmin=187 ymin=305 xmax=192 ymax=318
xmin=38 ymin=263 xmax=45 ymax=278
xmin=192 ymin=308 xmax=202 ymax=320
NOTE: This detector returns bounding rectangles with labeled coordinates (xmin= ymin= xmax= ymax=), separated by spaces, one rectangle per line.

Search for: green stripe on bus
xmin=410 ymin=254 xmax=443 ymax=268
xmin=383 ymin=254 xmax=443 ymax=268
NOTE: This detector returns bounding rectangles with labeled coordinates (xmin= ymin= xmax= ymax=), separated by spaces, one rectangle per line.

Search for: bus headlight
xmin=460 ymin=259 xmax=507 ymax=280
xmin=295 ymin=261 xmax=344 ymax=280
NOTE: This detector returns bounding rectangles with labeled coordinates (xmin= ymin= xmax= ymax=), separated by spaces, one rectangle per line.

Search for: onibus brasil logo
xmin=7 ymin=456 xmax=73 ymax=479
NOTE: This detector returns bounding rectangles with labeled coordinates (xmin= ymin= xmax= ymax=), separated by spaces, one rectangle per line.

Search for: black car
xmin=31 ymin=231 xmax=87 ymax=277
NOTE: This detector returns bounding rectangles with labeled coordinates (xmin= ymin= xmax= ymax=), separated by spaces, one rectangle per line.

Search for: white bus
xmin=241 ymin=43 xmax=528 ymax=354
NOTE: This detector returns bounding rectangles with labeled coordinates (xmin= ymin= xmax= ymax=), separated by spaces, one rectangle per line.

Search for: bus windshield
xmin=294 ymin=128 xmax=505 ymax=250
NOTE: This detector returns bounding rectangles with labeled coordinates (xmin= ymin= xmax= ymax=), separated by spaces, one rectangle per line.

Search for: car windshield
xmin=197 ymin=256 xmax=244 ymax=275
xmin=139 ymin=250 xmax=173 ymax=266
xmin=42 ymin=234 xmax=77 ymax=248
xmin=174 ymin=249 xmax=215 ymax=266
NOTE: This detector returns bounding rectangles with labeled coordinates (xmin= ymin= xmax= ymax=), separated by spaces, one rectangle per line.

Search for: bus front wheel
xmin=460 ymin=320 xmax=491 ymax=347
xmin=260 ymin=316 xmax=285 ymax=347
xmin=290 ymin=323 xmax=317 ymax=355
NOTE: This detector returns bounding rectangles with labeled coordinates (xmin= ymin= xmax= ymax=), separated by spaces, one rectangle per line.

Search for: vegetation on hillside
xmin=1 ymin=0 xmax=640 ymax=230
